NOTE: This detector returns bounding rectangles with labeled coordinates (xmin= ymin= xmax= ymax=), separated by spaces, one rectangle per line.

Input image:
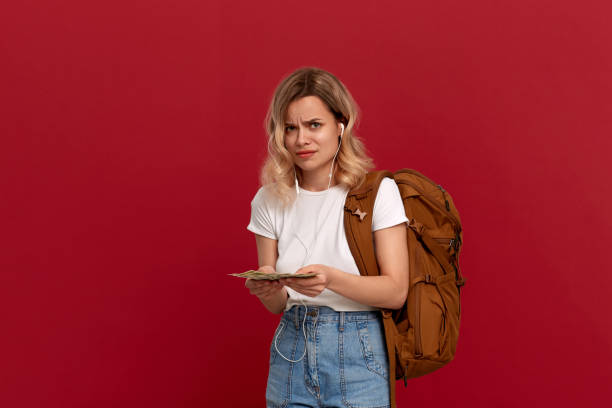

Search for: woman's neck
xmin=298 ymin=168 xmax=338 ymax=192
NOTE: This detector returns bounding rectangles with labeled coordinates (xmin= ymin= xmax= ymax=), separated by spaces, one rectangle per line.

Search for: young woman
xmin=245 ymin=66 xmax=409 ymax=408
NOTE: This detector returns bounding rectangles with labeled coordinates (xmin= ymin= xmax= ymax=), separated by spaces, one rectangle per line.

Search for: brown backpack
xmin=343 ymin=169 xmax=465 ymax=408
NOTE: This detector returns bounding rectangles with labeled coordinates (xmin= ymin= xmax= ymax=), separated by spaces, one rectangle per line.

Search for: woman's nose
xmin=296 ymin=125 xmax=310 ymax=145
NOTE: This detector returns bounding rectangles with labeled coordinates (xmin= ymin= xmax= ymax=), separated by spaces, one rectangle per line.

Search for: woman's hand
xmin=245 ymin=265 xmax=284 ymax=299
xmin=279 ymin=264 xmax=338 ymax=298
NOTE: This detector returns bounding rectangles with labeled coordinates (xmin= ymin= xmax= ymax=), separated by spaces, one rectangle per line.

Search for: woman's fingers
xmin=246 ymin=278 xmax=282 ymax=297
xmin=280 ymin=276 xmax=325 ymax=297
xmin=246 ymin=265 xmax=330 ymax=297
xmin=248 ymin=270 xmax=326 ymax=298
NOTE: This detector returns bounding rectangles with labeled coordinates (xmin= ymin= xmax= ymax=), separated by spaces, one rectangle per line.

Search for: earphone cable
xmin=275 ymin=131 xmax=342 ymax=363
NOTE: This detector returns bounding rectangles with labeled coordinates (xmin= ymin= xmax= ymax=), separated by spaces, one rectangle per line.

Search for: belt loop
xmin=339 ymin=311 xmax=345 ymax=332
xmin=294 ymin=306 xmax=299 ymax=329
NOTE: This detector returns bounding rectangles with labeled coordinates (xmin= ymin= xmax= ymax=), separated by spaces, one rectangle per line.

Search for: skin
xmin=246 ymin=96 xmax=409 ymax=313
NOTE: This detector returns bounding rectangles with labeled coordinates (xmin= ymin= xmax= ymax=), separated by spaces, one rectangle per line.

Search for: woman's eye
xmin=284 ymin=123 xmax=320 ymax=132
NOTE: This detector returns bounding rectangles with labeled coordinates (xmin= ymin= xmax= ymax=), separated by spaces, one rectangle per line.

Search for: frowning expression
xmin=284 ymin=95 xmax=342 ymax=173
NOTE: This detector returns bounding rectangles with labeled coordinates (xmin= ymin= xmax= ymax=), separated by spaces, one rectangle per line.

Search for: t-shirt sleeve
xmin=246 ymin=187 xmax=277 ymax=240
xmin=371 ymin=177 xmax=410 ymax=232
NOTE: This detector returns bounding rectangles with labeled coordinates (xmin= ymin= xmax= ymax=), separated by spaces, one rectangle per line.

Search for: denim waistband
xmin=282 ymin=305 xmax=380 ymax=324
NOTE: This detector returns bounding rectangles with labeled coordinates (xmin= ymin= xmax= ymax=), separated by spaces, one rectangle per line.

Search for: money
xmin=229 ymin=270 xmax=317 ymax=280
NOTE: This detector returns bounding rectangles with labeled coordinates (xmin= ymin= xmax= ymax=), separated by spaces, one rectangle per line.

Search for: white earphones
xmin=278 ymin=122 xmax=346 ymax=363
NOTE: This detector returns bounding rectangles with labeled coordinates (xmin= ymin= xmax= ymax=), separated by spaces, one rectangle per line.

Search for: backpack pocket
xmin=435 ymin=272 xmax=461 ymax=359
xmin=416 ymin=281 xmax=446 ymax=358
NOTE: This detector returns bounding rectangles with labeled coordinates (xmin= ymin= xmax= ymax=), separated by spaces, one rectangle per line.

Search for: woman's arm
xmin=280 ymin=223 xmax=409 ymax=310
xmin=244 ymin=234 xmax=288 ymax=314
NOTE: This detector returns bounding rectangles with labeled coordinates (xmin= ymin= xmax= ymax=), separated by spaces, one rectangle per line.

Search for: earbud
xmin=340 ymin=123 xmax=344 ymax=139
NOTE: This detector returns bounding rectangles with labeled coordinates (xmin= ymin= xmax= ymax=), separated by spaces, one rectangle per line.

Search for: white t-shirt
xmin=246 ymin=177 xmax=409 ymax=311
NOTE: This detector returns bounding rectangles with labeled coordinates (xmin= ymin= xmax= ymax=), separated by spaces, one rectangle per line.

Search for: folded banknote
xmin=229 ymin=270 xmax=317 ymax=280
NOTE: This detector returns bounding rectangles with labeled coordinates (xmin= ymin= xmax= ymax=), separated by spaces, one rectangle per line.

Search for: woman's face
xmin=283 ymin=95 xmax=342 ymax=177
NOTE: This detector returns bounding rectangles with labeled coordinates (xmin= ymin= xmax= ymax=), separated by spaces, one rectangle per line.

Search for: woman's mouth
xmin=297 ymin=151 xmax=315 ymax=159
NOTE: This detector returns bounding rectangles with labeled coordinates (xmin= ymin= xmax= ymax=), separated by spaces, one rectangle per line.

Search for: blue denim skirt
xmin=266 ymin=305 xmax=390 ymax=408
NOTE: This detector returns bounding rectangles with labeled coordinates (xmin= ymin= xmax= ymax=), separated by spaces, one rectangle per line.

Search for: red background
xmin=1 ymin=1 xmax=611 ymax=407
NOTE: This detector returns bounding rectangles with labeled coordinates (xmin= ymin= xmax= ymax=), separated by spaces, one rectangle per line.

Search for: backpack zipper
xmin=433 ymin=237 xmax=454 ymax=250
xmin=437 ymin=184 xmax=450 ymax=211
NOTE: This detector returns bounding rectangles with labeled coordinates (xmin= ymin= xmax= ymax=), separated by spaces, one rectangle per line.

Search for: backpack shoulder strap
xmin=343 ymin=169 xmax=393 ymax=277
xmin=343 ymin=169 xmax=400 ymax=408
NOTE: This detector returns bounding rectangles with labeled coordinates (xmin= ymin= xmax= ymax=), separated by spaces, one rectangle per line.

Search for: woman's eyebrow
xmin=285 ymin=118 xmax=323 ymax=125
